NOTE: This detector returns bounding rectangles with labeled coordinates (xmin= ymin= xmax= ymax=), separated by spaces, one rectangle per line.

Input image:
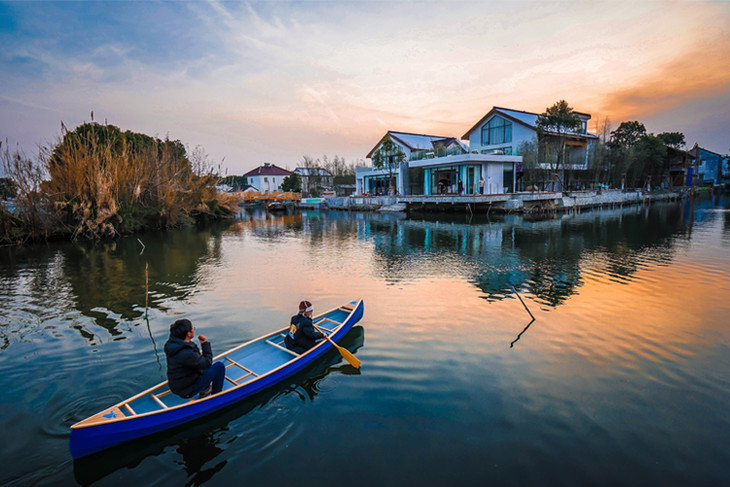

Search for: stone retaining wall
xmin=325 ymin=189 xmax=686 ymax=213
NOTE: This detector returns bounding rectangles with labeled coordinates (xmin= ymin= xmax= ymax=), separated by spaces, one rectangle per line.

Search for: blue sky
xmin=1 ymin=0 xmax=729 ymax=175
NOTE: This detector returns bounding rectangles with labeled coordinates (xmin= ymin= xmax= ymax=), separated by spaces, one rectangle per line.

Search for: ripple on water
xmin=49 ymin=379 xmax=142 ymax=435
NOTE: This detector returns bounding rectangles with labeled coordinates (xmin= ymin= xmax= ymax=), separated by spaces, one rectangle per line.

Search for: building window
xmin=481 ymin=116 xmax=512 ymax=146
xmin=264 ymin=177 xmax=268 ymax=182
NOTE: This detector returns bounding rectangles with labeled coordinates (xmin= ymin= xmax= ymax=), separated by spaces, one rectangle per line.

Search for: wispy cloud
xmin=1 ymin=0 xmax=728 ymax=172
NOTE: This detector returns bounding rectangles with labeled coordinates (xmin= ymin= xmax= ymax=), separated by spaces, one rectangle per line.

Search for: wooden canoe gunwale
xmin=71 ymin=300 xmax=362 ymax=431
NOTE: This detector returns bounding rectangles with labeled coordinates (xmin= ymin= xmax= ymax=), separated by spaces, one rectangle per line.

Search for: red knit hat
xmin=299 ymin=300 xmax=313 ymax=312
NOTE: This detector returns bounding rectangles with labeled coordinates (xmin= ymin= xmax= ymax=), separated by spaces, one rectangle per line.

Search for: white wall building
xmin=357 ymin=106 xmax=598 ymax=195
xmin=242 ymin=163 xmax=291 ymax=192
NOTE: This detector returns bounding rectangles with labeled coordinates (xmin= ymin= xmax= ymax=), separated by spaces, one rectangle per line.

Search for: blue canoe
xmin=70 ymin=299 xmax=364 ymax=459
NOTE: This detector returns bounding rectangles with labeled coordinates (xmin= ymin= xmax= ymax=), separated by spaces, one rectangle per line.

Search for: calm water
xmin=1 ymin=196 xmax=730 ymax=486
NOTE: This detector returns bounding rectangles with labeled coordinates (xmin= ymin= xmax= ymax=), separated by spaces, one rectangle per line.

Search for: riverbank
xmin=325 ymin=188 xmax=693 ymax=213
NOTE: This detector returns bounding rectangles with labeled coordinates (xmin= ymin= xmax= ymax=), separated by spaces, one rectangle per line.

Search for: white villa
xmin=242 ymin=163 xmax=291 ymax=192
xmin=356 ymin=106 xmax=598 ymax=195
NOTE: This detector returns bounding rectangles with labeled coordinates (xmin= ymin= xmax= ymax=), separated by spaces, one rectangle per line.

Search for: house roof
xmin=366 ymin=131 xmax=466 ymax=158
xmin=462 ymin=106 xmax=597 ymax=140
xmin=242 ymin=163 xmax=291 ymax=177
xmin=690 ymin=143 xmax=723 ymax=158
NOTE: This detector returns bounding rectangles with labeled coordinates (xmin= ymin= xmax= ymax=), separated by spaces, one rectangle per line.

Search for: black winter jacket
xmin=164 ymin=336 xmax=213 ymax=397
xmin=285 ymin=313 xmax=324 ymax=352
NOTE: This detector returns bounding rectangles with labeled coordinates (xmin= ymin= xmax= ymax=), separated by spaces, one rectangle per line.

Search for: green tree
xmin=281 ymin=173 xmax=301 ymax=192
xmin=536 ymin=100 xmax=582 ymax=190
xmin=609 ymin=121 xmax=647 ymax=188
xmin=629 ymin=135 xmax=667 ymax=188
xmin=657 ymin=132 xmax=685 ymax=149
xmin=609 ymin=121 xmax=646 ymax=150
xmin=372 ymin=135 xmax=405 ymax=195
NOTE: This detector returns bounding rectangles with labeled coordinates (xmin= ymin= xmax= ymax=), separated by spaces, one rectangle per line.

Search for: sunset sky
xmin=1 ymin=0 xmax=728 ymax=174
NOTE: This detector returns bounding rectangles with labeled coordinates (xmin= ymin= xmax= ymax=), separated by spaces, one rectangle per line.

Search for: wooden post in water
xmin=145 ymin=262 xmax=149 ymax=316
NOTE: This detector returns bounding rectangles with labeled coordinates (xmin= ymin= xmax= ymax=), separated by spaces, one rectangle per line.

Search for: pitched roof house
xmin=242 ymin=163 xmax=291 ymax=192
xmin=461 ymin=106 xmax=597 ymax=161
xmin=357 ymin=106 xmax=597 ymax=196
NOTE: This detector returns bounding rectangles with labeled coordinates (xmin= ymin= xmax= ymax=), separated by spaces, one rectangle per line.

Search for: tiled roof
xmin=242 ymin=163 xmax=291 ymax=177
xmin=462 ymin=106 xmax=597 ymax=140
xmin=367 ymin=131 xmax=464 ymax=158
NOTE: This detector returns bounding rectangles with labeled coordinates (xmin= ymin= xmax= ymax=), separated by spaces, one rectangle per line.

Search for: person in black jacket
xmin=164 ymin=319 xmax=225 ymax=399
xmin=285 ymin=300 xmax=324 ymax=354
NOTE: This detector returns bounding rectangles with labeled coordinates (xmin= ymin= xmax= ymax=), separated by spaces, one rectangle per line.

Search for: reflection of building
xmin=294 ymin=167 xmax=333 ymax=196
xmin=356 ymin=106 xmax=598 ymax=196
xmin=349 ymin=201 xmax=687 ymax=307
xmin=242 ymin=163 xmax=291 ymax=192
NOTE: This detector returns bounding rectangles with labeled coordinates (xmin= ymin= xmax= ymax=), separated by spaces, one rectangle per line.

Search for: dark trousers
xmin=188 ymin=362 xmax=225 ymax=397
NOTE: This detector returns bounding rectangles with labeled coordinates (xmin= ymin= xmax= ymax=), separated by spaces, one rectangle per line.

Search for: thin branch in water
xmin=145 ymin=262 xmax=149 ymax=316
xmin=509 ymin=284 xmax=537 ymax=348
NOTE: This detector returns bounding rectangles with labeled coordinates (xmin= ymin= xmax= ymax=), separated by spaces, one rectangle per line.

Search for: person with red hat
xmin=284 ymin=299 xmax=324 ymax=353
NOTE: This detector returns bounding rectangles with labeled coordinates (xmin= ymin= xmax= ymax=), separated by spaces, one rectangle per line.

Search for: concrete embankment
xmin=324 ymin=189 xmax=686 ymax=213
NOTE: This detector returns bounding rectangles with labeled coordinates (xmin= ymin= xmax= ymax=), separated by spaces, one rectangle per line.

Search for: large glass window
xmin=481 ymin=116 xmax=512 ymax=146
xmin=503 ymin=163 xmax=514 ymax=193
xmin=432 ymin=167 xmax=458 ymax=194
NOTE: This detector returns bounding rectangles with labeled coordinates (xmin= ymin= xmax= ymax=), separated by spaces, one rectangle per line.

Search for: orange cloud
xmin=597 ymin=42 xmax=730 ymax=123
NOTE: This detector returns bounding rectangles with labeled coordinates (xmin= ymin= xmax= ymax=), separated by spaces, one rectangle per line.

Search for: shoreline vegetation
xmin=1 ymin=122 xmax=236 ymax=246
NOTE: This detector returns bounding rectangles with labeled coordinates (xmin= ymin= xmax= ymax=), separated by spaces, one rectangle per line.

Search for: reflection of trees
xmin=62 ymin=223 xmax=227 ymax=333
xmin=358 ymin=201 xmax=698 ymax=308
xmin=0 ymin=222 xmax=228 ymax=346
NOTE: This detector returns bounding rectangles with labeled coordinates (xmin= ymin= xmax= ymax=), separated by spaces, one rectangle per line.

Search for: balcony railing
xmin=409 ymin=148 xmax=466 ymax=161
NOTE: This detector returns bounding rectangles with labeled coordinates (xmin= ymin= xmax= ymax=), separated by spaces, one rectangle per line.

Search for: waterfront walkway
xmin=325 ymin=189 xmax=687 ymax=213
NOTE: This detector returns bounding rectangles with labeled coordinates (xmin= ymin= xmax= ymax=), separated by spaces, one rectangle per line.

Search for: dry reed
xmin=1 ymin=123 xmax=235 ymax=245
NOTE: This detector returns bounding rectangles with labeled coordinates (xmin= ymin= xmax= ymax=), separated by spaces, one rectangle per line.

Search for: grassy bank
xmin=1 ymin=123 xmax=236 ymax=246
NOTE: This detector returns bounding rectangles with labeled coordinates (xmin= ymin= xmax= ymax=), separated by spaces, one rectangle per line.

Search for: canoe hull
xmin=70 ymin=299 xmax=363 ymax=459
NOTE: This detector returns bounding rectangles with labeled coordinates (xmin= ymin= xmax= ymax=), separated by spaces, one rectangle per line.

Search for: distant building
xmin=242 ymin=163 xmax=291 ymax=192
xmin=293 ymin=167 xmax=333 ymax=196
xmin=689 ymin=145 xmax=725 ymax=185
xmin=664 ymin=146 xmax=696 ymax=188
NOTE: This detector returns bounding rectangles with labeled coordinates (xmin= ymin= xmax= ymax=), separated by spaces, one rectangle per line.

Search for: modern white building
xmin=463 ymin=106 xmax=596 ymax=167
xmin=242 ymin=163 xmax=291 ymax=192
xmin=357 ymin=106 xmax=598 ymax=195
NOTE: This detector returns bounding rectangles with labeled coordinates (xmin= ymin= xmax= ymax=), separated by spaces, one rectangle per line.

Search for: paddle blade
xmin=334 ymin=343 xmax=361 ymax=369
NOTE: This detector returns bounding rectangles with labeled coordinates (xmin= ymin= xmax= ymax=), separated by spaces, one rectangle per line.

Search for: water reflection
xmin=1 ymin=197 xmax=723 ymax=352
xmin=355 ymin=201 xmax=701 ymax=307
xmin=72 ymin=326 xmax=364 ymax=486
xmin=0 ymin=222 xmax=229 ymax=346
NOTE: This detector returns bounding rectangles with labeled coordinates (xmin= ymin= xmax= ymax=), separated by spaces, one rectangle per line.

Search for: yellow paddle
xmin=313 ymin=323 xmax=361 ymax=369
